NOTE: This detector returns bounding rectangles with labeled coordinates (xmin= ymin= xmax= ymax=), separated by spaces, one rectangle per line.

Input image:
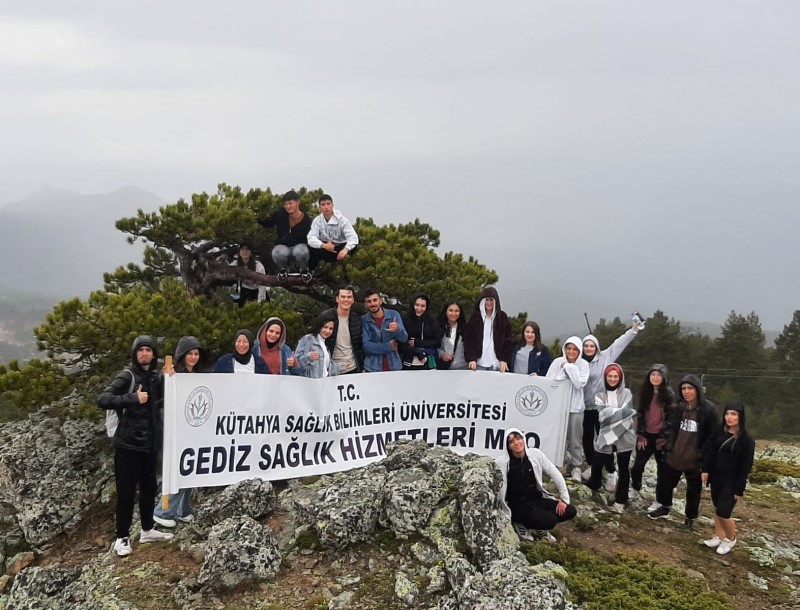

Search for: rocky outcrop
xmin=191 ymin=478 xmax=276 ymax=536
xmin=197 ymin=516 xmax=281 ymax=588
xmin=0 ymin=395 xmax=110 ymax=548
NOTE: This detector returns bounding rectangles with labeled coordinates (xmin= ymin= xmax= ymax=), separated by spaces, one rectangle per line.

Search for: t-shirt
xmin=513 ymin=345 xmax=533 ymax=374
xmin=645 ymin=396 xmax=664 ymax=434
xmin=332 ymin=315 xmax=357 ymax=373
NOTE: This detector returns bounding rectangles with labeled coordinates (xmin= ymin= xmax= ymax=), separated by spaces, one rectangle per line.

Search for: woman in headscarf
xmin=213 ymin=329 xmax=269 ymax=374
xmin=253 ymin=317 xmax=297 ymax=375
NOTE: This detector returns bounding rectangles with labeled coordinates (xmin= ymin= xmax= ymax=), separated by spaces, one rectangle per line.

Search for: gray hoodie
xmin=581 ymin=328 xmax=638 ymax=410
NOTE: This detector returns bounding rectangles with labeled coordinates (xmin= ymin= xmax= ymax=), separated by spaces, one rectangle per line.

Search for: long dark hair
xmin=236 ymin=244 xmax=257 ymax=271
xmin=439 ymin=300 xmax=466 ymax=338
xmin=309 ymin=312 xmax=337 ymax=336
xmin=517 ymin=321 xmax=543 ymax=351
xmin=638 ymin=364 xmax=674 ymax=411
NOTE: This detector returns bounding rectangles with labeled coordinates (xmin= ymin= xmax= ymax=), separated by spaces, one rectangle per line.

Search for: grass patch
xmin=750 ymin=459 xmax=800 ymax=484
xmin=523 ymin=543 xmax=732 ymax=610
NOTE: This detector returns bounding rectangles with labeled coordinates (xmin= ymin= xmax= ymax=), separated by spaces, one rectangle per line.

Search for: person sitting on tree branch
xmin=307 ymin=193 xmax=359 ymax=271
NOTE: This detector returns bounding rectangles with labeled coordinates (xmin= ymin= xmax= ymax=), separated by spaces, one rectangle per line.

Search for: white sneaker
xmin=647 ymin=501 xmax=661 ymax=512
xmin=140 ymin=529 xmax=175 ymax=543
xmin=571 ymin=467 xmax=582 ymax=482
xmin=716 ymin=538 xmax=737 ymax=555
xmin=153 ymin=515 xmax=177 ymax=528
xmin=535 ymin=530 xmax=557 ymax=544
xmin=703 ymin=535 xmax=722 ymax=548
xmin=604 ymin=472 xmax=618 ymax=492
xmin=581 ymin=467 xmax=592 ymax=481
xmin=113 ymin=537 xmax=133 ymax=557
xmin=177 ymin=514 xmax=194 ymax=523
xmin=610 ymin=502 xmax=625 ymax=514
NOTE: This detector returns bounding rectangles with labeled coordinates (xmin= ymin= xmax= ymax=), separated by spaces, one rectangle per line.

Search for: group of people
xmin=98 ymin=283 xmax=755 ymax=558
xmin=233 ymin=191 xmax=360 ymax=303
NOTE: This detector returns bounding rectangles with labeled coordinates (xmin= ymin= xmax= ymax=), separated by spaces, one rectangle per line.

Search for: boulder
xmin=197 ymin=516 xmax=281 ymax=589
xmin=192 ymin=478 xmax=276 ymax=536
xmin=0 ymin=398 xmax=111 ymax=548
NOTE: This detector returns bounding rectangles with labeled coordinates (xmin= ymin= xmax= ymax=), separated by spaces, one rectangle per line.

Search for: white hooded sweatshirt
xmin=495 ymin=428 xmax=570 ymax=520
xmin=546 ymin=336 xmax=590 ymax=414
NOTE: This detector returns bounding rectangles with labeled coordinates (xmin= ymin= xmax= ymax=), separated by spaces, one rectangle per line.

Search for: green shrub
xmin=523 ymin=544 xmax=731 ymax=610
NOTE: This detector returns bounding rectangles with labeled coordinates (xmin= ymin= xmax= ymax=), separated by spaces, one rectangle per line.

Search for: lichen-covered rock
xmin=0 ymin=396 xmax=111 ymax=547
xmin=394 ymin=571 xmax=419 ymax=607
xmin=380 ymin=466 xmax=449 ymax=534
xmin=192 ymin=478 xmax=276 ymax=536
xmin=459 ymin=457 xmax=507 ymax=569
xmin=422 ymin=500 xmax=462 ymax=556
xmin=4 ymin=566 xmax=81 ymax=609
xmin=757 ymin=444 xmax=800 ymax=464
xmin=288 ymin=466 xmax=386 ymax=549
xmin=197 ymin=515 xmax=281 ymax=589
xmin=444 ymin=553 xmax=572 ymax=610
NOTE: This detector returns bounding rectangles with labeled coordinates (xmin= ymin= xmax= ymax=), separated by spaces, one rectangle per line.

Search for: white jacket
xmin=546 ymin=336 xmax=590 ymax=414
xmin=495 ymin=427 xmax=570 ymax=520
xmin=581 ymin=328 xmax=638 ymax=409
xmin=307 ymin=209 xmax=359 ymax=250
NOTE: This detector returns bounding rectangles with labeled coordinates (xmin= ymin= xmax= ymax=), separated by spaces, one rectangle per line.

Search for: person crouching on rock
xmin=702 ymin=403 xmax=755 ymax=555
xmin=496 ymin=428 xmax=577 ymax=543
xmin=98 ymin=335 xmax=175 ymax=557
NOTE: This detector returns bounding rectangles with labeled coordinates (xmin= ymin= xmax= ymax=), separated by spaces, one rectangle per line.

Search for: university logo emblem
xmin=185 ymin=386 xmax=213 ymax=427
xmin=514 ymin=385 xmax=547 ymax=417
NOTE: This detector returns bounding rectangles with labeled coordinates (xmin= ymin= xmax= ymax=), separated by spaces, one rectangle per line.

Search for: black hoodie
xmin=401 ymin=293 xmax=442 ymax=357
xmin=708 ymin=403 xmax=755 ymax=496
xmin=463 ymin=286 xmax=514 ymax=365
xmin=665 ymin=374 xmax=720 ymax=473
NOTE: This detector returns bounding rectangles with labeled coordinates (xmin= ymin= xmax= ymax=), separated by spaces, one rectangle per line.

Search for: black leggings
xmin=587 ymin=450 xmax=632 ymax=504
xmin=631 ymin=432 xmax=665 ymax=492
xmin=582 ymin=410 xmax=615 ymax=473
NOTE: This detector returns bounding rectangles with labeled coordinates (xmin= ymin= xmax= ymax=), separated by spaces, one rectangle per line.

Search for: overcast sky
xmin=2 ymin=1 xmax=798 ymax=333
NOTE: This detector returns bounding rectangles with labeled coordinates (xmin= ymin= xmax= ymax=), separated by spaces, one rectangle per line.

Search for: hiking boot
xmin=113 ymin=537 xmax=133 ymax=557
xmin=702 ymin=535 xmax=722 ymax=548
xmin=571 ymin=467 xmax=582 ymax=482
xmin=647 ymin=505 xmax=671 ymax=520
xmin=277 ymin=269 xmax=288 ymax=282
xmin=140 ymin=529 xmax=174 ymax=543
xmin=716 ymin=538 xmax=737 ymax=555
xmin=604 ymin=471 xmax=618 ymax=492
xmin=153 ymin=515 xmax=176 ymax=528
xmin=513 ymin=522 xmax=535 ymax=542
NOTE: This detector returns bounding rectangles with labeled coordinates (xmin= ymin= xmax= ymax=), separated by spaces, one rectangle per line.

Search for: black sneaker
xmin=647 ymin=505 xmax=671 ymax=520
xmin=684 ymin=518 xmax=694 ymax=530
xmin=512 ymin=522 xmax=535 ymax=542
xmin=277 ymin=269 xmax=288 ymax=282
xmin=300 ymin=268 xmax=313 ymax=283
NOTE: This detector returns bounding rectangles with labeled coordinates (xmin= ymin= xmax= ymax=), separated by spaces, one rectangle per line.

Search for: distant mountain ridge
xmin=0 ymin=186 xmax=163 ymax=299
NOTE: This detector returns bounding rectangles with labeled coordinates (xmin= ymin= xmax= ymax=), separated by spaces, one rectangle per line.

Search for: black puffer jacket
xmin=98 ymin=335 xmax=163 ymax=453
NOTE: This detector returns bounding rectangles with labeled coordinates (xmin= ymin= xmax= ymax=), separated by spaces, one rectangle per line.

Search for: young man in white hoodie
xmin=307 ymin=194 xmax=359 ymax=270
xmin=580 ymin=323 xmax=640 ymax=489
xmin=546 ymin=336 xmax=590 ymax=482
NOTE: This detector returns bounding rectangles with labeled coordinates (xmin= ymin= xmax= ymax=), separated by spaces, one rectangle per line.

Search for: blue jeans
xmin=154 ymin=488 xmax=192 ymax=519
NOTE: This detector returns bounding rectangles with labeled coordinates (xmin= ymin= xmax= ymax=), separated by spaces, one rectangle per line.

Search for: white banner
xmin=162 ymin=371 xmax=572 ymax=494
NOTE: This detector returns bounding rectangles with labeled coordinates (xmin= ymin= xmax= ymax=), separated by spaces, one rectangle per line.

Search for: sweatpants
xmin=509 ymin=497 xmax=578 ymax=531
xmin=656 ymin=464 xmax=703 ymax=519
xmin=115 ymin=447 xmax=158 ymax=539
xmin=566 ymin=412 xmax=584 ymax=467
